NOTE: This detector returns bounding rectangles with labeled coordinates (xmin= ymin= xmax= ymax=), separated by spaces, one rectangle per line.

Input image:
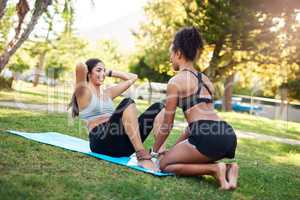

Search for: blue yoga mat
xmin=6 ymin=130 xmax=172 ymax=176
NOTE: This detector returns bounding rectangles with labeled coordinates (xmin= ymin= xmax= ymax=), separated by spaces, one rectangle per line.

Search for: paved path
xmin=0 ymin=101 xmax=67 ymax=112
xmin=1 ymin=101 xmax=300 ymax=146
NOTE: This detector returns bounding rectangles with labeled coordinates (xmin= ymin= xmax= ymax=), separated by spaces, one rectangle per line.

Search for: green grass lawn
xmin=0 ymin=107 xmax=300 ymax=200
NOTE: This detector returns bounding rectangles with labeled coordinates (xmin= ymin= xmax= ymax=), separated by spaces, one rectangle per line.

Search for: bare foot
xmin=214 ymin=163 xmax=230 ymax=190
xmin=157 ymin=149 xmax=169 ymax=161
xmin=138 ymin=159 xmax=159 ymax=172
xmin=227 ymin=163 xmax=239 ymax=189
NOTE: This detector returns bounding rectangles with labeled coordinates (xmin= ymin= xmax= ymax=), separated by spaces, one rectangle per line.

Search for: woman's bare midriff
xmin=184 ymin=103 xmax=221 ymax=124
xmin=87 ymin=114 xmax=111 ymax=131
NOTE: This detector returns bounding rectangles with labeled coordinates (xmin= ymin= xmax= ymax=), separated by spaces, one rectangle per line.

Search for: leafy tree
xmin=0 ymin=0 xmax=92 ymax=74
xmin=44 ymin=33 xmax=88 ymax=82
xmin=0 ymin=0 xmax=8 ymax=20
xmin=133 ymin=0 xmax=300 ymax=110
xmin=86 ymin=40 xmax=126 ymax=72
xmin=7 ymin=50 xmax=30 ymax=80
xmin=129 ymin=56 xmax=170 ymax=103
xmin=0 ymin=0 xmax=52 ymax=73
xmin=0 ymin=4 xmax=14 ymax=52
xmin=45 ymin=59 xmax=65 ymax=80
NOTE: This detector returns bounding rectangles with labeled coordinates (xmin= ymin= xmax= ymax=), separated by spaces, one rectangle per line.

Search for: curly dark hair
xmin=172 ymin=26 xmax=203 ymax=61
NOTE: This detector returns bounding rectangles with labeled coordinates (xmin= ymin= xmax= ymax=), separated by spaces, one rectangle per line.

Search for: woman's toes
xmin=228 ymin=163 xmax=239 ymax=189
xmin=216 ymin=163 xmax=230 ymax=190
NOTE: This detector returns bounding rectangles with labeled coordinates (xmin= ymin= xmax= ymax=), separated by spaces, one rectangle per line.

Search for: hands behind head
xmin=105 ymin=69 xmax=112 ymax=77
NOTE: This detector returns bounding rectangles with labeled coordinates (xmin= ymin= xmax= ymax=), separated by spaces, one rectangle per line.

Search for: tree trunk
xmin=205 ymin=39 xmax=224 ymax=80
xmin=0 ymin=0 xmax=51 ymax=73
xmin=12 ymin=72 xmax=17 ymax=81
xmin=148 ymin=80 xmax=153 ymax=105
xmin=0 ymin=0 xmax=8 ymax=20
xmin=33 ymin=51 xmax=46 ymax=86
xmin=222 ymin=73 xmax=235 ymax=111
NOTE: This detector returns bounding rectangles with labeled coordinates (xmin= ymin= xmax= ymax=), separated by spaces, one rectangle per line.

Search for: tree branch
xmin=0 ymin=0 xmax=8 ymax=20
xmin=0 ymin=0 xmax=52 ymax=72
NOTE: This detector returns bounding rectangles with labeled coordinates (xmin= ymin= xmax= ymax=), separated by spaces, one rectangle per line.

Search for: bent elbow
xmin=76 ymin=63 xmax=87 ymax=76
xmin=76 ymin=62 xmax=85 ymax=70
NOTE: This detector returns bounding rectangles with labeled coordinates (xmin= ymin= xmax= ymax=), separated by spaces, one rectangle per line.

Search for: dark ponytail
xmin=68 ymin=58 xmax=103 ymax=118
xmin=68 ymin=93 xmax=79 ymax=118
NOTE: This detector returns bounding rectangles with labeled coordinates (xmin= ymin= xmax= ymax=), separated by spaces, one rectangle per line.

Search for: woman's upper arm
xmin=75 ymin=62 xmax=89 ymax=109
xmin=76 ymin=62 xmax=88 ymax=85
xmin=161 ymin=80 xmax=179 ymax=131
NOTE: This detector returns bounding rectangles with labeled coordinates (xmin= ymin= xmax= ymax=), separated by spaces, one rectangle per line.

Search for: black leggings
xmin=89 ymin=98 xmax=165 ymax=157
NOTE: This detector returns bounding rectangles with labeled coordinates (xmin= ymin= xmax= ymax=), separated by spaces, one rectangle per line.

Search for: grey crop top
xmin=79 ymin=92 xmax=114 ymax=121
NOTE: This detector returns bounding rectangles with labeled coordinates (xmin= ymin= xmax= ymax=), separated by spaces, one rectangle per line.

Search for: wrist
xmin=107 ymin=69 xmax=112 ymax=77
xmin=150 ymin=148 xmax=159 ymax=158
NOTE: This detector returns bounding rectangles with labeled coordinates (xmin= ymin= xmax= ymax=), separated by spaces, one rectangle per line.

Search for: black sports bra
xmin=177 ymin=69 xmax=213 ymax=112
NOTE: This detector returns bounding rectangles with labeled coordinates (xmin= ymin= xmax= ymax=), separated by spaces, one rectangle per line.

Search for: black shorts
xmin=188 ymin=120 xmax=237 ymax=160
xmin=89 ymin=98 xmax=165 ymax=157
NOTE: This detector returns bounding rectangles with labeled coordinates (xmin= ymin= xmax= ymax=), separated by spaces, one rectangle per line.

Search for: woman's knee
xmin=121 ymin=97 xmax=135 ymax=106
xmin=122 ymin=100 xmax=139 ymax=122
xmin=151 ymin=102 xmax=165 ymax=111
xmin=120 ymin=98 xmax=136 ymax=112
xmin=114 ymin=97 xmax=135 ymax=114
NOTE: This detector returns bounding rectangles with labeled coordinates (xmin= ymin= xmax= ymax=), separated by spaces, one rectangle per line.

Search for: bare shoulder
xmin=168 ymin=72 xmax=191 ymax=92
xmin=168 ymin=76 xmax=178 ymax=84
xmin=168 ymin=73 xmax=187 ymax=85
xmin=167 ymin=75 xmax=182 ymax=90
xmin=201 ymin=73 xmax=214 ymax=92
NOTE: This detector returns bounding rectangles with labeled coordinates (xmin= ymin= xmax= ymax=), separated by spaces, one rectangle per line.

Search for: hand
xmin=105 ymin=69 xmax=112 ymax=77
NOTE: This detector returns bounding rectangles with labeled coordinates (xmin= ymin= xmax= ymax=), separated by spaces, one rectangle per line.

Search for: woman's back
xmin=173 ymin=70 xmax=220 ymax=123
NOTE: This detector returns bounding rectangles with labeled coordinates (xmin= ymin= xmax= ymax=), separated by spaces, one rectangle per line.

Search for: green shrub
xmin=0 ymin=76 xmax=13 ymax=90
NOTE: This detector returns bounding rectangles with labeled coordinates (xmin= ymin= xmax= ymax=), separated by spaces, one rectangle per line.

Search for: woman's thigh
xmin=159 ymin=140 xmax=213 ymax=170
